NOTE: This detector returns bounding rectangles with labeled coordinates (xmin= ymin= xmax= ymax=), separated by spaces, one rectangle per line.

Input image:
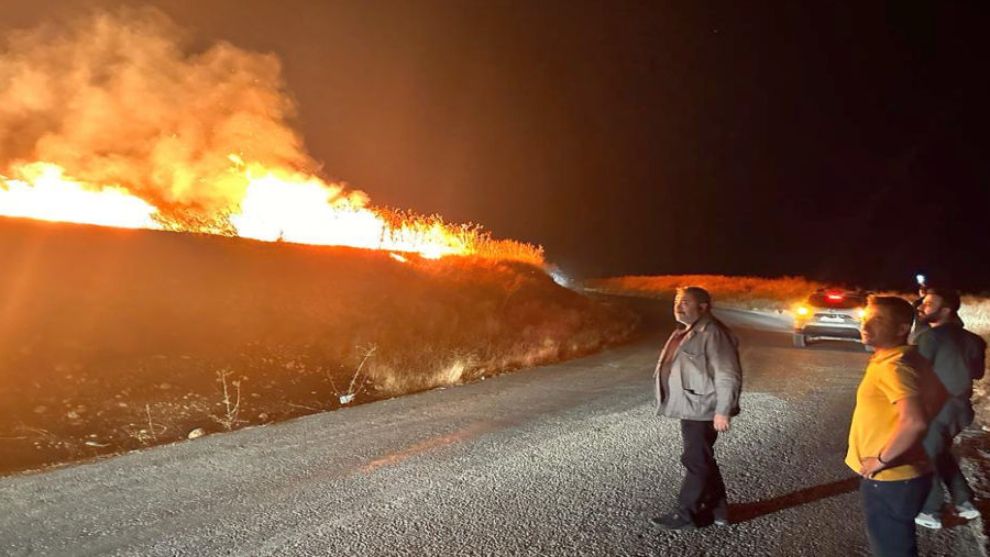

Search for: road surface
xmin=1 ymin=301 xmax=986 ymax=556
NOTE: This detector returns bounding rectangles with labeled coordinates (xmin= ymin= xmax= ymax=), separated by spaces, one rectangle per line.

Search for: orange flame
xmin=0 ymin=9 xmax=543 ymax=266
xmin=0 ymin=159 xmax=543 ymax=264
xmin=0 ymin=163 xmax=161 ymax=229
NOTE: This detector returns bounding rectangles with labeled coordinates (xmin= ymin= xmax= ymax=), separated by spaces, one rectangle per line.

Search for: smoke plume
xmin=0 ymin=8 xmax=334 ymax=218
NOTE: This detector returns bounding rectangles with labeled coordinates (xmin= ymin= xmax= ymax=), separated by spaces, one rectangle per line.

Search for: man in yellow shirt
xmin=847 ymin=296 xmax=946 ymax=557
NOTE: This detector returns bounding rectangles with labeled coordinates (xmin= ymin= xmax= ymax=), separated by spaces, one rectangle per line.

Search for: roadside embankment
xmin=0 ymin=217 xmax=638 ymax=475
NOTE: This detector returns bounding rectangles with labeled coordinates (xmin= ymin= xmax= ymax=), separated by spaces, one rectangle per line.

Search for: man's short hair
xmin=677 ymin=286 xmax=712 ymax=307
xmin=868 ymin=295 xmax=915 ymax=329
xmin=925 ymin=287 xmax=961 ymax=313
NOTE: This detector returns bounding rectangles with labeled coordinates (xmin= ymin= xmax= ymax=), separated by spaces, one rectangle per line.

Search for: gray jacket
xmin=654 ymin=313 xmax=742 ymax=420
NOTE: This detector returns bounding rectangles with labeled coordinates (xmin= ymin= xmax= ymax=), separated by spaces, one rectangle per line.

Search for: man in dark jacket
xmin=913 ymin=288 xmax=987 ymax=529
xmin=650 ymin=286 xmax=742 ymax=530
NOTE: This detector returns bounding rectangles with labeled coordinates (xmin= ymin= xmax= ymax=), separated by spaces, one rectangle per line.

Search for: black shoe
xmin=649 ymin=512 xmax=697 ymax=530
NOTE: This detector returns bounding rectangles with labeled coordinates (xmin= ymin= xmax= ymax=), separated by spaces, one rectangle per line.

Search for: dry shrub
xmin=959 ymin=296 xmax=990 ymax=424
xmin=960 ymin=296 xmax=990 ymax=336
xmin=367 ymin=356 xmax=474 ymax=396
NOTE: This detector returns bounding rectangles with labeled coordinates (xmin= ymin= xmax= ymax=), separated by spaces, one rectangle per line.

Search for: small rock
xmin=258 ymin=413 xmax=269 ymax=421
xmin=187 ymin=428 xmax=207 ymax=440
xmin=33 ymin=405 xmax=47 ymax=414
xmin=66 ymin=411 xmax=80 ymax=419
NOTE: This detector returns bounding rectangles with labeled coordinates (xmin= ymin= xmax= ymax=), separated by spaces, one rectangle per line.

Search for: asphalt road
xmin=1 ymin=301 xmax=986 ymax=556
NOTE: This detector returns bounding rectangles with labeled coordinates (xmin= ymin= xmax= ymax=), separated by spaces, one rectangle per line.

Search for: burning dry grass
xmin=0 ymin=217 xmax=634 ymax=475
xmin=586 ymin=274 xmax=827 ymax=311
xmin=0 ymin=10 xmax=546 ymax=266
xmin=374 ymin=209 xmax=544 ymax=266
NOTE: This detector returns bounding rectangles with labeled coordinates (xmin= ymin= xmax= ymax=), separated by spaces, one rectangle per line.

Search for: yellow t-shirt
xmin=845 ymin=346 xmax=936 ymax=481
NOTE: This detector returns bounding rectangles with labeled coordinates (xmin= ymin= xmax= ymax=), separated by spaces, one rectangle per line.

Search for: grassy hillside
xmin=0 ymin=218 xmax=637 ymax=475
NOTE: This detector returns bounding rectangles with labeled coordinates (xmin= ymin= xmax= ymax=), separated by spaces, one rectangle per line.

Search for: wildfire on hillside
xmin=0 ymin=9 xmax=542 ymax=265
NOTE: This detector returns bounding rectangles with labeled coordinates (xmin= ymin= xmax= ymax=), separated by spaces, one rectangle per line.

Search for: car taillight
xmin=826 ymin=292 xmax=844 ymax=302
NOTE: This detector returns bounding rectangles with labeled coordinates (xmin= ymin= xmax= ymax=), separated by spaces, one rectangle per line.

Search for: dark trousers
xmin=922 ymin=400 xmax=975 ymax=514
xmin=860 ymin=474 xmax=932 ymax=557
xmin=677 ymin=419 xmax=727 ymax=523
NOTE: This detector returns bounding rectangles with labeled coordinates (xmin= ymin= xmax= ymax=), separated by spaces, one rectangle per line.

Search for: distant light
xmin=548 ymin=267 xmax=570 ymax=287
xmin=916 ymin=274 xmax=926 ymax=285
xmin=796 ymin=306 xmax=810 ymax=316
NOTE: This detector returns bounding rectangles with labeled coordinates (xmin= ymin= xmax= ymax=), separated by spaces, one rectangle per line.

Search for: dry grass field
xmin=960 ymin=297 xmax=990 ymax=336
xmin=586 ymin=274 xmax=827 ymax=311
xmin=0 ymin=217 xmax=637 ymax=475
xmin=589 ymin=274 xmax=990 ymax=333
xmin=959 ymin=297 xmax=990 ymax=423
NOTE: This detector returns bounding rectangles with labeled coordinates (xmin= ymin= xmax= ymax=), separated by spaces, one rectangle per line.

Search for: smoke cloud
xmin=0 ymin=8 xmax=338 ymax=218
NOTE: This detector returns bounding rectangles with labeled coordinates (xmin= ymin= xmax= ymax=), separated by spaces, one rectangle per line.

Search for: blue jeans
xmin=860 ymin=474 xmax=932 ymax=557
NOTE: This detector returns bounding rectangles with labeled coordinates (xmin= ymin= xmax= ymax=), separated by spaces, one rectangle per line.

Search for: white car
xmin=793 ymin=289 xmax=868 ymax=348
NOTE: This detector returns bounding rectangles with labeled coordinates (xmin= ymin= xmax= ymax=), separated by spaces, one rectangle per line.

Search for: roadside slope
xmin=0 ymin=217 xmax=637 ymax=475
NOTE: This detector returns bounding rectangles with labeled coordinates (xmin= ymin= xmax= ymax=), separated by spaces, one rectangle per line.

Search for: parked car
xmin=793 ymin=288 xmax=868 ymax=348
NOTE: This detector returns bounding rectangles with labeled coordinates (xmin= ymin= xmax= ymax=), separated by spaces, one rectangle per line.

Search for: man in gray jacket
xmin=650 ymin=286 xmax=743 ymax=530
xmin=913 ymin=288 xmax=987 ymax=529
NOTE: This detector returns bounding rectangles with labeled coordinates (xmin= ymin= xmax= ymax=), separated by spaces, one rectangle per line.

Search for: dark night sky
xmin=5 ymin=1 xmax=989 ymax=290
